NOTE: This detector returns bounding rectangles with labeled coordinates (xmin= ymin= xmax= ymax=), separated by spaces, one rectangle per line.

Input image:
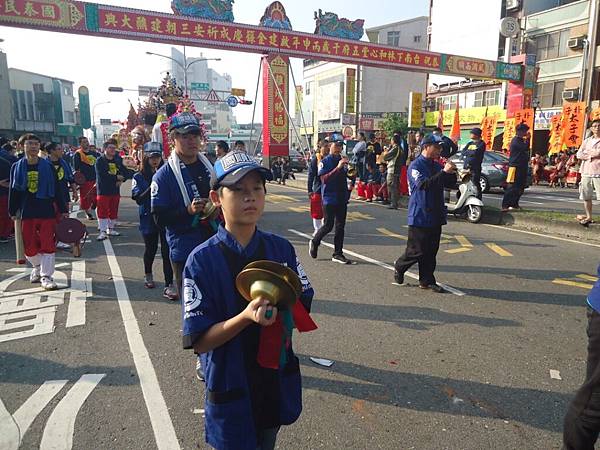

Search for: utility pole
xmin=583 ymin=0 xmax=600 ymax=130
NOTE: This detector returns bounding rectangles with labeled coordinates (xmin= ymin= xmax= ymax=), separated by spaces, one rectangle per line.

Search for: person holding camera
xmin=394 ymin=135 xmax=457 ymax=293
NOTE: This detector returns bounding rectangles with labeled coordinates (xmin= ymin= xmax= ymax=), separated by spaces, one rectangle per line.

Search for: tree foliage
xmin=380 ymin=113 xmax=408 ymax=138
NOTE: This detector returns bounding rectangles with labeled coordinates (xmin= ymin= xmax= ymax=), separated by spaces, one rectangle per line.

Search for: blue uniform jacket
xmin=95 ymin=155 xmax=130 ymax=196
xmin=182 ymin=226 xmax=314 ymax=450
xmin=151 ymin=161 xmax=212 ymax=263
xmin=407 ymin=155 xmax=456 ymax=227
xmin=587 ymin=264 xmax=600 ymax=313
xmin=318 ymin=154 xmax=349 ymax=206
xmin=131 ymin=172 xmax=157 ymax=235
xmin=462 ymin=140 xmax=486 ymax=170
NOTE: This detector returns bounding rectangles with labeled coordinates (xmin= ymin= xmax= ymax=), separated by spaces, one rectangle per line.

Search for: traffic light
xmin=238 ymin=99 xmax=253 ymax=105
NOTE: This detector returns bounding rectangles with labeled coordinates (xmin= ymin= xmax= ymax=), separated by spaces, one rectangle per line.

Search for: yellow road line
xmin=484 ymin=243 xmax=513 ymax=257
xmin=266 ymin=194 xmax=298 ymax=203
xmin=553 ymin=279 xmax=594 ymax=290
xmin=445 ymin=247 xmax=473 ymax=254
xmin=377 ymin=227 xmax=407 ymax=240
xmin=287 ymin=206 xmax=310 ymax=213
xmin=577 ymin=274 xmax=599 ymax=282
xmin=455 ymin=235 xmax=473 ymax=247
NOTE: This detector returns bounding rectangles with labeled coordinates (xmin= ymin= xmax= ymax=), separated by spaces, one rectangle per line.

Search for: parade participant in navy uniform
xmin=462 ymin=128 xmax=486 ymax=199
xmin=182 ymin=151 xmax=315 ymax=450
xmin=432 ymin=127 xmax=459 ymax=159
xmin=95 ymin=139 xmax=132 ymax=241
xmin=309 ymin=140 xmax=353 ymax=264
xmin=394 ymin=134 xmax=457 ymax=293
xmin=9 ymin=134 xmax=68 ymax=290
xmin=47 ymin=142 xmax=77 ymax=249
xmin=563 ymin=262 xmax=600 ymax=449
xmin=73 ymin=136 xmax=100 ymax=220
xmin=502 ymin=123 xmax=531 ymax=212
xmin=132 ymin=142 xmax=177 ymax=300
xmin=150 ymin=111 xmax=216 ymax=297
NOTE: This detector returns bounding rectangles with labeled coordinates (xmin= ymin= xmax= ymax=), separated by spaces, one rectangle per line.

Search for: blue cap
xmin=169 ymin=112 xmax=201 ymax=133
xmin=143 ymin=142 xmax=163 ymax=155
xmin=421 ymin=134 xmax=443 ymax=147
xmin=211 ymin=151 xmax=273 ymax=189
xmin=516 ymin=122 xmax=530 ymax=132
xmin=470 ymin=127 xmax=483 ymax=136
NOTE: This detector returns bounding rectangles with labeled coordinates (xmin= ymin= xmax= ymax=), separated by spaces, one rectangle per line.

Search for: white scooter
xmin=445 ymin=170 xmax=484 ymax=223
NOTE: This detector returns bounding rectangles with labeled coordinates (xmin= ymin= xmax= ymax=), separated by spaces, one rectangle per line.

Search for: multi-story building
xmin=7 ymin=68 xmax=82 ymax=144
xmin=166 ymin=47 xmax=233 ymax=134
xmin=299 ymin=16 xmax=429 ymax=147
xmin=0 ymin=51 xmax=13 ymax=137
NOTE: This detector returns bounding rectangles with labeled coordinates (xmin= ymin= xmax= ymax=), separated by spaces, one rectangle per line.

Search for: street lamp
xmin=91 ymin=101 xmax=111 ymax=146
xmin=531 ymin=97 xmax=541 ymax=156
xmin=145 ymin=50 xmax=221 ymax=95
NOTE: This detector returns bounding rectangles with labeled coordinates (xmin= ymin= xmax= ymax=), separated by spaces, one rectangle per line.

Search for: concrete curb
xmin=274 ymin=177 xmax=600 ymax=244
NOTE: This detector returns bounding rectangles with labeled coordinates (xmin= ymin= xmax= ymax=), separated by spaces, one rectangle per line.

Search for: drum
xmin=55 ymin=218 xmax=87 ymax=257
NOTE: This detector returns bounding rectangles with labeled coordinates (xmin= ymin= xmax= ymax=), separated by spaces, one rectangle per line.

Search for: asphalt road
xmin=1 ymin=181 xmax=599 ymax=449
xmin=293 ymin=172 xmax=599 ymax=216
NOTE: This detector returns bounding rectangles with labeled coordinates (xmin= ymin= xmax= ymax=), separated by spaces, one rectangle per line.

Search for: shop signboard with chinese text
xmin=561 ymin=102 xmax=586 ymax=148
xmin=408 ymin=92 xmax=423 ymax=128
xmin=345 ymin=68 xmax=356 ymax=114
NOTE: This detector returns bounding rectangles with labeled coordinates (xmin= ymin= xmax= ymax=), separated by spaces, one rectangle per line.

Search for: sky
xmin=0 ymin=0 xmax=428 ymax=126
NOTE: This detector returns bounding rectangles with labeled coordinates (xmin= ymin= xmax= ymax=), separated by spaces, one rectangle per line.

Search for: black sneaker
xmin=394 ymin=270 xmax=404 ymax=285
xmin=309 ymin=239 xmax=318 ymax=259
xmin=429 ymin=284 xmax=447 ymax=294
xmin=332 ymin=254 xmax=351 ymax=264
xmin=196 ymin=358 xmax=205 ymax=382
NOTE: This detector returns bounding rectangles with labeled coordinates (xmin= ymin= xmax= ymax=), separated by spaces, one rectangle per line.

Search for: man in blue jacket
xmin=394 ymin=134 xmax=457 ymax=293
xmin=563 ymin=263 xmax=600 ymax=449
xmin=462 ymin=127 xmax=486 ymax=199
xmin=309 ymin=140 xmax=353 ymax=264
xmin=502 ymin=123 xmax=530 ymax=211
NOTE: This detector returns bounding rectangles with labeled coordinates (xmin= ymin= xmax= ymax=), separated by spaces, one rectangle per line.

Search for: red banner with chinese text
xmin=262 ymin=54 xmax=289 ymax=161
xmin=480 ymin=116 xmax=498 ymax=151
xmin=561 ymin=102 xmax=586 ymax=148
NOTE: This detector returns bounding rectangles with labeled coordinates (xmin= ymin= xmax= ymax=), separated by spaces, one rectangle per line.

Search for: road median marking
xmin=553 ymin=279 xmax=594 ymax=290
xmin=377 ymin=227 xmax=407 ymax=240
xmin=485 ymin=243 xmax=513 ymax=257
xmin=455 ymin=235 xmax=473 ymax=247
xmin=289 ymin=229 xmax=465 ymax=297
xmin=445 ymin=247 xmax=472 ymax=254
xmin=103 ymin=240 xmax=180 ymax=450
xmin=577 ymin=274 xmax=598 ymax=282
xmin=483 ymin=224 xmax=600 ymax=248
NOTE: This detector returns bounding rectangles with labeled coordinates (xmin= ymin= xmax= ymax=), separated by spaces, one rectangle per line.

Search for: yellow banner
xmin=561 ymin=102 xmax=586 ymax=148
xmin=480 ymin=116 xmax=498 ymax=150
xmin=346 ymin=68 xmax=356 ymax=114
xmin=548 ymin=114 xmax=563 ymax=155
xmin=408 ymin=92 xmax=423 ymax=128
xmin=426 ymin=106 xmax=506 ymax=127
xmin=502 ymin=118 xmax=516 ymax=151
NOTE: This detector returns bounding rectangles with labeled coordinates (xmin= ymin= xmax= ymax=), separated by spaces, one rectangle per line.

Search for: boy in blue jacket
xmin=182 ymin=151 xmax=315 ymax=450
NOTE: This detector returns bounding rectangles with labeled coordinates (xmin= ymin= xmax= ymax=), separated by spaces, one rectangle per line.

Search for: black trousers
xmin=502 ymin=170 xmax=527 ymax=209
xmin=142 ymin=230 xmax=173 ymax=286
xmin=171 ymin=260 xmax=185 ymax=299
xmin=563 ymin=307 xmax=600 ymax=450
xmin=313 ymin=202 xmax=347 ymax=256
xmin=394 ymin=225 xmax=442 ymax=286
xmin=471 ymin=168 xmax=482 ymax=199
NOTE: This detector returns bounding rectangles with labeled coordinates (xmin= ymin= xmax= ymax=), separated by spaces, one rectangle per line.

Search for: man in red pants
xmin=95 ymin=139 xmax=131 ymax=241
xmin=73 ymin=136 xmax=99 ymax=220
xmin=9 ymin=134 xmax=68 ymax=290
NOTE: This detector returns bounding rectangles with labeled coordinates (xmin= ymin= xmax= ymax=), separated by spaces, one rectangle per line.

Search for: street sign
xmin=231 ymin=88 xmax=246 ymax=97
xmin=500 ymin=17 xmax=519 ymax=38
xmin=226 ymin=96 xmax=239 ymax=108
xmin=191 ymin=82 xmax=210 ymax=91
xmin=204 ymin=89 xmax=221 ymax=104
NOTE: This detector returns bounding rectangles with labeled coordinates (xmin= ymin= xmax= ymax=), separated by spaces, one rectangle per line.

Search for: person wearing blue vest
xmin=309 ymin=140 xmax=353 ymax=264
xmin=563 ymin=263 xmax=600 ymax=449
xmin=394 ymin=134 xmax=457 ymax=293
xmin=132 ymin=142 xmax=177 ymax=301
xmin=182 ymin=151 xmax=315 ymax=450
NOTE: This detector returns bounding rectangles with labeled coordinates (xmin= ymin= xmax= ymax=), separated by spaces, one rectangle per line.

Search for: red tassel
xmin=293 ymin=301 xmax=318 ymax=332
xmin=257 ymin=317 xmax=284 ymax=369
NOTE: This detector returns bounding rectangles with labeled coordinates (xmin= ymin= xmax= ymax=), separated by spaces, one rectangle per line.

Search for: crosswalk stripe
xmin=40 ymin=374 xmax=105 ymax=450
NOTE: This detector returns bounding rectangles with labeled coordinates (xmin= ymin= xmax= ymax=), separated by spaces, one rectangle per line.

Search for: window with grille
xmin=535 ymin=29 xmax=570 ymax=61
xmin=387 ymin=31 xmax=400 ymax=47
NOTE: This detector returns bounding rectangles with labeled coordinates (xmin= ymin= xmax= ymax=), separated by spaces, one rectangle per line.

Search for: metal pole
xmin=183 ymin=45 xmax=188 ymax=96
xmin=583 ymin=0 xmax=600 ymax=131
xmin=249 ymin=59 xmax=262 ymax=156
xmin=355 ymin=65 xmax=361 ymax=135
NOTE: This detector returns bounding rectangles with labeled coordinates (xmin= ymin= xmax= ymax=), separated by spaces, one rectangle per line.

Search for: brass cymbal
xmin=199 ymin=201 xmax=220 ymax=220
xmin=243 ymin=260 xmax=302 ymax=297
xmin=235 ymin=268 xmax=297 ymax=309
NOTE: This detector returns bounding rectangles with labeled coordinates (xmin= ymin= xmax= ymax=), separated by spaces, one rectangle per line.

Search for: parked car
xmin=449 ymin=151 xmax=532 ymax=193
xmin=288 ymin=148 xmax=307 ymax=172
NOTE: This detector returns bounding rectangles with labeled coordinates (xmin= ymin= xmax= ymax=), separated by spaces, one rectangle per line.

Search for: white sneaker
xmin=41 ymin=277 xmax=58 ymax=290
xmin=97 ymin=231 xmax=107 ymax=241
xmin=30 ymin=266 xmax=41 ymax=283
xmin=107 ymin=229 xmax=121 ymax=236
xmin=56 ymin=241 xmax=71 ymax=250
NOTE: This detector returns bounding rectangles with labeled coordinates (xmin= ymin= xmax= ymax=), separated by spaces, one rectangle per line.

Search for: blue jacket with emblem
xmin=182 ymin=226 xmax=314 ymax=450
xmin=318 ymin=154 xmax=349 ymax=206
xmin=131 ymin=171 xmax=157 ymax=235
xmin=407 ymin=155 xmax=457 ymax=227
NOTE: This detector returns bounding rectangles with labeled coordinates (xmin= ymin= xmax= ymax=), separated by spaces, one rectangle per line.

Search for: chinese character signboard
xmin=561 ymin=102 xmax=586 ymax=148
xmin=548 ymin=114 xmax=564 ymax=155
xmin=262 ymin=54 xmax=289 ymax=162
xmin=345 ymin=68 xmax=356 ymax=114
xmin=0 ymin=1 xmax=522 ymax=82
xmin=503 ymin=118 xmax=516 ymax=152
xmin=480 ymin=115 xmax=498 ymax=151
xmin=408 ymin=92 xmax=423 ymax=128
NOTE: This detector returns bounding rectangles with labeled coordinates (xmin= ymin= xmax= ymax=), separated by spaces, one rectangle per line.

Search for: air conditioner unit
xmin=562 ymin=88 xmax=580 ymax=101
xmin=568 ymin=36 xmax=586 ymax=50
xmin=427 ymin=25 xmax=432 ymax=35
xmin=506 ymin=0 xmax=520 ymax=11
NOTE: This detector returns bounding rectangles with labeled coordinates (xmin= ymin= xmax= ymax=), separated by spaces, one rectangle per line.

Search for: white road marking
xmin=66 ymin=261 xmax=91 ymax=328
xmin=289 ymin=229 xmax=465 ymax=296
xmin=0 ymin=396 xmax=19 ymax=450
xmin=40 ymin=374 xmax=105 ymax=450
xmin=482 ymin=224 xmax=600 ymax=248
xmin=0 ymin=307 xmax=58 ymax=343
xmin=13 ymin=380 xmax=68 ymax=443
xmin=102 ymin=239 xmax=180 ymax=450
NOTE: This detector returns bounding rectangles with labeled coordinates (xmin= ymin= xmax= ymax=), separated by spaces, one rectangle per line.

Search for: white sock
xmin=108 ymin=219 xmax=116 ymax=229
xmin=40 ymin=253 xmax=55 ymax=278
xmin=98 ymin=218 xmax=108 ymax=232
xmin=313 ymin=218 xmax=323 ymax=232
xmin=27 ymin=254 xmax=41 ymax=268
